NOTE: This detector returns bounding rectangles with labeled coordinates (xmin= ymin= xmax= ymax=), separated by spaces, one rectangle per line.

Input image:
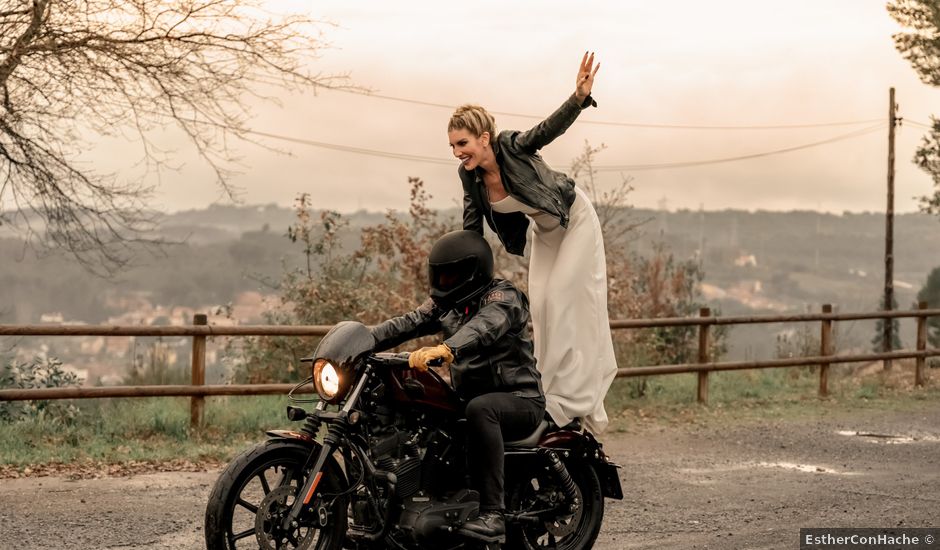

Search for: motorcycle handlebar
xmin=370 ymin=352 xmax=444 ymax=368
xmin=369 ymin=352 xmax=410 ymax=367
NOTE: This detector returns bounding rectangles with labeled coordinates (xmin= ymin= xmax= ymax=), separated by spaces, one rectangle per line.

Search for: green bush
xmin=0 ymin=357 xmax=82 ymax=423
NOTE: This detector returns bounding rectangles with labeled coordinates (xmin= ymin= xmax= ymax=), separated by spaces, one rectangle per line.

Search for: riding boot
xmin=458 ymin=510 xmax=505 ymax=541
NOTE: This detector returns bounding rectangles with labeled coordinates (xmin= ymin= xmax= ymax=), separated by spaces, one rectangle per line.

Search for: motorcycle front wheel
xmin=205 ymin=439 xmax=348 ymax=550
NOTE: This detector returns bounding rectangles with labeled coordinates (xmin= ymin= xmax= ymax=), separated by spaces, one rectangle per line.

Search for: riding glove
xmin=408 ymin=344 xmax=454 ymax=371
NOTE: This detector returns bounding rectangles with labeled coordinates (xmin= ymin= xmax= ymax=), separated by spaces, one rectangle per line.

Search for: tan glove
xmin=408 ymin=344 xmax=454 ymax=372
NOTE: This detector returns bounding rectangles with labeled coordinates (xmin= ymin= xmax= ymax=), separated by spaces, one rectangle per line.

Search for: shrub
xmin=0 ymin=357 xmax=82 ymax=423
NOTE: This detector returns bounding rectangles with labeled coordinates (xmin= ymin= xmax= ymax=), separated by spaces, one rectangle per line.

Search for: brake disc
xmin=254 ymin=486 xmax=318 ymax=550
xmin=544 ymin=486 xmax=583 ymax=538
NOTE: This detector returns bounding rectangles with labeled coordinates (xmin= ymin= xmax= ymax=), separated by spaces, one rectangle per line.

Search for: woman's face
xmin=448 ymin=128 xmax=490 ymax=171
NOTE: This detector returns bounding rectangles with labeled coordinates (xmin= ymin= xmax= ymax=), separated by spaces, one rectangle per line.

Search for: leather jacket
xmin=370 ymin=279 xmax=543 ymax=400
xmin=461 ymin=94 xmax=597 ymax=256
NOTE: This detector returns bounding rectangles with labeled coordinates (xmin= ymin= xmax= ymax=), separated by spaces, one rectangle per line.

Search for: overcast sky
xmin=115 ymin=1 xmax=940 ymax=214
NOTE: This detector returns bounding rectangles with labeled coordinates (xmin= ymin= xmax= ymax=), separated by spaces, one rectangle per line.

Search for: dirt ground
xmin=1 ymin=399 xmax=938 ymax=550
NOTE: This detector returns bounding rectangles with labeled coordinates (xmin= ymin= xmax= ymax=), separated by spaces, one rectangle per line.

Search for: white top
xmin=490 ymin=194 xmax=561 ymax=230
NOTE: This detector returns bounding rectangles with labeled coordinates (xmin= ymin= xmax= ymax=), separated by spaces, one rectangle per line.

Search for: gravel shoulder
xmin=1 ymin=398 xmax=938 ymax=550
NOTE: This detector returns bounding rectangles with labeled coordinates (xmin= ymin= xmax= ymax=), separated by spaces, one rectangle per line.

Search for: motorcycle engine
xmin=398 ymin=489 xmax=480 ymax=545
xmin=369 ymin=428 xmax=422 ymax=498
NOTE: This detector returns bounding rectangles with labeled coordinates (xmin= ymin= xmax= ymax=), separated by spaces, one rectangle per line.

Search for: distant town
xmin=5 ymin=204 xmax=940 ymax=383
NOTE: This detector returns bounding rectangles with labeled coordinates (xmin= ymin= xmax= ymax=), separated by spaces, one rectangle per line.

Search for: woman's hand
xmin=575 ymin=51 xmax=600 ymax=102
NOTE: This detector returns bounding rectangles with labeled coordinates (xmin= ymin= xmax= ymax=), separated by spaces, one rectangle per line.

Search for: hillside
xmin=3 ymin=205 xmax=939 ymax=370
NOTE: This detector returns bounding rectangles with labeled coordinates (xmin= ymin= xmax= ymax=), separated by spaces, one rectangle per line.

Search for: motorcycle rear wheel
xmin=506 ymin=461 xmax=604 ymax=550
xmin=205 ymin=439 xmax=348 ymax=550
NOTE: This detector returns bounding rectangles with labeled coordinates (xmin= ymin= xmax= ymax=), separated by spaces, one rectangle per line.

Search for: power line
xmin=116 ymin=96 xmax=890 ymax=171
xmin=593 ymin=123 xmax=886 ymax=172
xmin=236 ymin=122 xmax=887 ymax=172
xmin=246 ymin=75 xmax=882 ymax=131
xmin=329 ymin=86 xmax=883 ymax=130
xmin=906 ymin=119 xmax=935 ymax=130
xmin=242 ymin=128 xmax=453 ymax=165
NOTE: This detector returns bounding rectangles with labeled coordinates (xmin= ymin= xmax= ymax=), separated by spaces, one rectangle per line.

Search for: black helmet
xmin=428 ymin=230 xmax=494 ymax=310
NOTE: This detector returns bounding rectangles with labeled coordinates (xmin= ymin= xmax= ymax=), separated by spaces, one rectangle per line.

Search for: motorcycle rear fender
xmin=537 ymin=429 xmax=624 ymax=501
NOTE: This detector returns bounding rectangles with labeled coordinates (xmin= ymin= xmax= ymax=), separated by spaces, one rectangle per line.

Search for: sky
xmin=105 ymin=1 xmax=940 ymax=214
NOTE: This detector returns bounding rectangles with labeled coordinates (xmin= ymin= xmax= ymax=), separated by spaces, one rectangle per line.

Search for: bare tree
xmin=0 ymin=0 xmax=343 ymax=273
xmin=569 ymin=140 xmax=650 ymax=256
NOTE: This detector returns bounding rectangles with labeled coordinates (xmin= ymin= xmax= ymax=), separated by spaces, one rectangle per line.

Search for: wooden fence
xmin=1 ymin=304 xmax=937 ymax=428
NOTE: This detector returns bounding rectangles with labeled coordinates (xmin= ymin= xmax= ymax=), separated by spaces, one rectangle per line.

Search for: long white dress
xmin=490 ymin=187 xmax=618 ymax=434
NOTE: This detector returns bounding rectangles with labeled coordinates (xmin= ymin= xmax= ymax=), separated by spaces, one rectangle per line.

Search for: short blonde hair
xmin=448 ymin=104 xmax=497 ymax=139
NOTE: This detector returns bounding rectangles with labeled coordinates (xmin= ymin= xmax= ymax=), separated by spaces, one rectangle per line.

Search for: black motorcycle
xmin=205 ymin=321 xmax=623 ymax=549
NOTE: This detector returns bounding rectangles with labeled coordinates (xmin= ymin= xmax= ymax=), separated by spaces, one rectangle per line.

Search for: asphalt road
xmin=2 ymin=402 xmax=938 ymax=549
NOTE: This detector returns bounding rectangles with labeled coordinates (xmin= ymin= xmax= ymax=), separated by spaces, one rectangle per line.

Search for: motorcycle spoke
xmin=258 ymin=471 xmax=272 ymax=495
xmin=231 ymin=527 xmax=255 ymax=542
xmin=236 ymin=497 xmax=259 ymax=514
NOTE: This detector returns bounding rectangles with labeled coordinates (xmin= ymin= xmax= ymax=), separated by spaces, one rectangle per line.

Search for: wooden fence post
xmin=819 ymin=304 xmax=832 ymax=397
xmin=697 ymin=308 xmax=711 ymax=404
xmin=916 ymin=301 xmax=927 ymax=387
xmin=191 ymin=313 xmax=208 ymax=429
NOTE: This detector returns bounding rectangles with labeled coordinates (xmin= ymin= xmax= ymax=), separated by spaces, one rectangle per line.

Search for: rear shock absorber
xmin=544 ymin=450 xmax=581 ymax=513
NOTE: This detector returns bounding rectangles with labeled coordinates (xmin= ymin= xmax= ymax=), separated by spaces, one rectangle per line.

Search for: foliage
xmin=775 ymin=323 xmax=821 ymax=360
xmin=887 ymin=2 xmax=940 ymax=214
xmin=887 ymin=0 xmax=940 ymax=86
xmin=228 ymin=180 xmax=456 ymax=383
xmin=871 ymin=294 xmax=903 ymax=352
xmin=0 ymin=356 xmax=82 ymax=423
xmin=916 ymin=266 xmax=940 ymax=347
xmin=773 ymin=307 xmax=842 ymax=385
xmin=0 ymin=0 xmax=344 ymax=273
xmin=123 ymin=338 xmax=189 ymax=386
xmin=0 ymin=395 xmax=290 ymax=466
xmin=232 ymin=146 xmax=724 ymax=389
xmin=568 ymin=142 xmax=727 ymax=397
xmin=913 ymin=117 xmax=940 ymax=213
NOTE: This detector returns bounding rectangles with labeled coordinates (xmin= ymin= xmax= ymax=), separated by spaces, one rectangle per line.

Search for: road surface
xmin=2 ymin=402 xmax=938 ymax=549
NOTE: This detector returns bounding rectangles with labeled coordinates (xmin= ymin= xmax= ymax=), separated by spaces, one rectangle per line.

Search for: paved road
xmin=2 ymin=402 xmax=938 ymax=549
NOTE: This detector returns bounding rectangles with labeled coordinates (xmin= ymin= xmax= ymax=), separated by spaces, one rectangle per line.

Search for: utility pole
xmin=883 ymin=87 xmax=897 ymax=370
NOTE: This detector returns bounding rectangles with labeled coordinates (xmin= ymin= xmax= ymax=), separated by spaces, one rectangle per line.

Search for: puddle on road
xmin=835 ymin=430 xmax=940 ymax=444
xmin=754 ymin=462 xmax=859 ymax=475
xmin=679 ymin=462 xmax=862 ymax=485
xmin=679 ymin=461 xmax=861 ymax=481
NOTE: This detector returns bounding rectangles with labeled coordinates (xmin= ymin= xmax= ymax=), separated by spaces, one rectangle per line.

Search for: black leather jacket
xmin=370 ymin=279 xmax=543 ymax=400
xmin=460 ymin=94 xmax=597 ymax=256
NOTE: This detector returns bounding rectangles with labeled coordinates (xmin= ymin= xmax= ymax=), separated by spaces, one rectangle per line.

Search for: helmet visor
xmin=430 ymin=257 xmax=477 ymax=292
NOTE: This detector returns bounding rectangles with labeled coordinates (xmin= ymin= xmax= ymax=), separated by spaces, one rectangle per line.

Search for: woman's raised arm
xmin=514 ymin=52 xmax=599 ymax=153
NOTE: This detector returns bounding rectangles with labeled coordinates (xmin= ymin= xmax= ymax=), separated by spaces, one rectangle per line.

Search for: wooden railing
xmin=1 ymin=304 xmax=937 ymax=428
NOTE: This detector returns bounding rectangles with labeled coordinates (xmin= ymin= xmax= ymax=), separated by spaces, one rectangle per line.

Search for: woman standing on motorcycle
xmin=447 ymin=52 xmax=617 ymax=434
xmin=371 ymin=230 xmax=544 ymax=543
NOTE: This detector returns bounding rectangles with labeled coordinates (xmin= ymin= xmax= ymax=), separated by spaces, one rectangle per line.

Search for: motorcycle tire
xmin=205 ymin=439 xmax=348 ymax=550
xmin=506 ymin=460 xmax=605 ymax=550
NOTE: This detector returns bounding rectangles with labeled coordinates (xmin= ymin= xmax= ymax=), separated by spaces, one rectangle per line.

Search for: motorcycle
xmin=205 ymin=320 xmax=623 ymax=549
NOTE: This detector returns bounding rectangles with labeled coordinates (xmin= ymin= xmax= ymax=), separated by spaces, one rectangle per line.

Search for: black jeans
xmin=465 ymin=392 xmax=545 ymax=511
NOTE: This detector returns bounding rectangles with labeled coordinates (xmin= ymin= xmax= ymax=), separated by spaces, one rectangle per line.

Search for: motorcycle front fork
xmin=281 ymin=365 xmax=373 ymax=530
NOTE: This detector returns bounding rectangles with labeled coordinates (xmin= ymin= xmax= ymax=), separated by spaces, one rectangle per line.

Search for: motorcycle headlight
xmin=313 ymin=359 xmax=349 ymax=404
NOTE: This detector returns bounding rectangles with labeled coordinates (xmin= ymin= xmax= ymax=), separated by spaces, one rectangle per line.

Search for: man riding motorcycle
xmin=370 ymin=229 xmax=544 ymax=543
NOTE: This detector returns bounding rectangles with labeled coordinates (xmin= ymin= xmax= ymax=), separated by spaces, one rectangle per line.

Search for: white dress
xmin=490 ymin=187 xmax=618 ymax=433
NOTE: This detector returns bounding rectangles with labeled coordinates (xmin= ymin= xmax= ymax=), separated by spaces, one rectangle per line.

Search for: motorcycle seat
xmin=504 ymin=420 xmax=550 ymax=448
xmin=504 ymin=415 xmax=585 ymax=448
